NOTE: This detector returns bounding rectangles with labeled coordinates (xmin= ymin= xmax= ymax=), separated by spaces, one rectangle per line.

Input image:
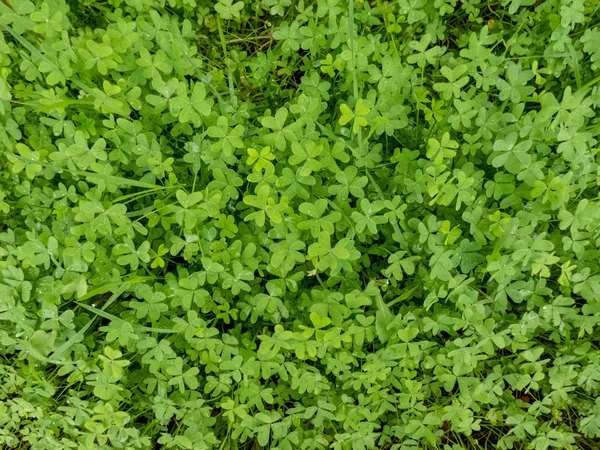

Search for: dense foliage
xmin=1 ymin=0 xmax=600 ymax=449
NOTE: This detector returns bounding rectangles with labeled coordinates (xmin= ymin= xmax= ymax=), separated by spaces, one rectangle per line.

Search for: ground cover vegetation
xmin=0 ymin=0 xmax=600 ymax=448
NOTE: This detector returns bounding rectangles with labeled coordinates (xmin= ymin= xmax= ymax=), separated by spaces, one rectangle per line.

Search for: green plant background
xmin=0 ymin=0 xmax=600 ymax=449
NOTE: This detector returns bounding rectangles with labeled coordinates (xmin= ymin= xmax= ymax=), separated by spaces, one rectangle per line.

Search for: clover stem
xmin=217 ymin=17 xmax=237 ymax=107
xmin=348 ymin=0 xmax=363 ymax=151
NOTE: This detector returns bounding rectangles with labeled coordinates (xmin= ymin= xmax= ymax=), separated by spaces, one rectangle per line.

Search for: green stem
xmin=217 ymin=17 xmax=237 ymax=106
xmin=365 ymin=172 xmax=405 ymax=247
xmin=582 ymin=74 xmax=600 ymax=90
xmin=348 ymin=0 xmax=363 ymax=151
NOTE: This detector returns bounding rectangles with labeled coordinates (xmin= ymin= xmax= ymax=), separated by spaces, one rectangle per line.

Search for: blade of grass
xmin=72 ymin=170 xmax=164 ymax=189
xmin=0 ymin=21 xmax=127 ymax=115
xmin=113 ymin=185 xmax=180 ymax=204
xmin=582 ymin=74 xmax=600 ymax=89
xmin=386 ymin=285 xmax=418 ymax=308
xmin=77 ymin=276 xmax=151 ymax=302
xmin=48 ymin=284 xmax=129 ymax=363
xmin=348 ymin=0 xmax=363 ymax=151
xmin=567 ymin=43 xmax=582 ymax=89
xmin=217 ymin=17 xmax=238 ymax=107
xmin=0 ymin=151 xmax=164 ymax=190
xmin=76 ymin=302 xmax=176 ymax=334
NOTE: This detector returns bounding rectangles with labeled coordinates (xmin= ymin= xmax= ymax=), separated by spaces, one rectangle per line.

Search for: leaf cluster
xmin=0 ymin=0 xmax=600 ymax=449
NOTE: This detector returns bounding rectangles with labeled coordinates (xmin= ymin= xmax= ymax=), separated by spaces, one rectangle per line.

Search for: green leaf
xmin=29 ymin=330 xmax=56 ymax=358
xmin=309 ymin=311 xmax=331 ymax=329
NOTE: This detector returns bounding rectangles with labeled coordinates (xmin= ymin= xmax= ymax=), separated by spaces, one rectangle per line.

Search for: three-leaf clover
xmin=328 ymin=166 xmax=368 ymax=200
xmin=260 ymin=107 xmax=299 ymax=151
xmin=339 ymin=99 xmax=371 ymax=134
xmin=247 ymin=146 xmax=275 ymax=173
xmin=490 ymin=132 xmax=532 ymax=174
xmin=113 ymin=239 xmax=151 ymax=270
xmin=427 ymin=132 xmax=458 ymax=165
xmin=289 ymin=140 xmax=323 ymax=176
xmin=207 ymin=116 xmax=245 ymax=155
xmin=78 ymin=39 xmax=118 ymax=75
xmin=215 ymin=0 xmax=244 ymax=20
xmin=433 ymin=64 xmax=469 ymax=100
xmin=351 ymin=199 xmax=387 ymax=234
xmin=243 ymin=185 xmax=286 ymax=227
xmin=136 ymin=49 xmax=173 ymax=79
xmin=270 ymin=234 xmax=306 ymax=275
